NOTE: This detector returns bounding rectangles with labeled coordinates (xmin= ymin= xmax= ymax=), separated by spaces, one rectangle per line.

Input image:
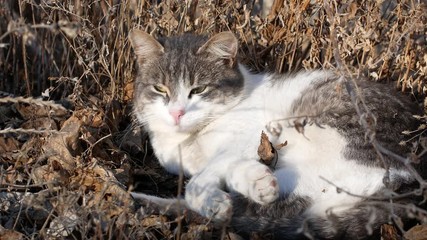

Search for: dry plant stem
xmin=268 ymin=111 xmax=325 ymax=124
xmin=357 ymin=201 xmax=427 ymax=217
xmin=59 ymin=34 xmax=103 ymax=94
xmin=0 ymin=96 xmax=67 ymax=111
xmin=319 ymin=176 xmax=423 ymax=202
xmin=40 ymin=207 xmax=56 ymax=238
xmin=0 ymin=23 xmax=58 ymax=41
xmin=176 ymin=145 xmax=184 ymax=239
xmin=374 ymin=144 xmax=426 ymax=185
xmin=12 ymin=176 xmax=34 ymax=230
xmin=17 ymin=1 xmax=30 ymax=96
xmin=83 ymin=133 xmax=112 ymax=157
xmin=0 ymin=182 xmax=48 ymax=191
xmin=0 ymin=127 xmax=59 ymax=135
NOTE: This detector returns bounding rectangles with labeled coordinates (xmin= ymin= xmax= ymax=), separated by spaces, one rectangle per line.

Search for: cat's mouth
xmin=173 ymin=123 xmax=194 ymax=133
xmin=171 ymin=119 xmax=201 ymax=133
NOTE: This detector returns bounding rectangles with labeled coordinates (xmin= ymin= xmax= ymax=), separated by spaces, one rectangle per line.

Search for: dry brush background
xmin=0 ymin=0 xmax=427 ymax=239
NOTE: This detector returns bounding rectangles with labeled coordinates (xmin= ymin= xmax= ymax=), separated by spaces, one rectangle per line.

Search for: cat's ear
xmin=197 ymin=32 xmax=238 ymax=67
xmin=129 ymin=29 xmax=164 ymax=64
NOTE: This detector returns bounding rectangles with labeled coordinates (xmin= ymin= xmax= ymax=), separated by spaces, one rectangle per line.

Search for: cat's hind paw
xmin=228 ymin=162 xmax=279 ymax=205
xmin=251 ymin=167 xmax=279 ymax=204
xmin=185 ymin=182 xmax=233 ymax=222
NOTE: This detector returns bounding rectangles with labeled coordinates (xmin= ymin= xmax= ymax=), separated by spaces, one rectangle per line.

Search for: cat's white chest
xmin=150 ymin=132 xmax=205 ymax=176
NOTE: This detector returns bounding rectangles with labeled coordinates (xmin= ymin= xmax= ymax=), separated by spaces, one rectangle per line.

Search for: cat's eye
xmin=153 ymin=84 xmax=168 ymax=94
xmin=189 ymin=86 xmax=207 ymax=96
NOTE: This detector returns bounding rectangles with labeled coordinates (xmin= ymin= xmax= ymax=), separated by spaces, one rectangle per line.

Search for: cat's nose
xmin=169 ymin=109 xmax=185 ymax=125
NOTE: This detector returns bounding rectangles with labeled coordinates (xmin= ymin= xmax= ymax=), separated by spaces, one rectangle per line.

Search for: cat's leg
xmin=185 ymin=159 xmax=280 ymax=222
xmin=131 ymin=192 xmax=192 ymax=216
xmin=226 ymin=161 xmax=279 ymax=204
xmin=185 ymin=164 xmax=234 ymax=222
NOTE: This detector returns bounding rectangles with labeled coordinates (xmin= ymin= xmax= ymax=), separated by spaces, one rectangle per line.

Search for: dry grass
xmin=0 ymin=0 xmax=426 ymax=239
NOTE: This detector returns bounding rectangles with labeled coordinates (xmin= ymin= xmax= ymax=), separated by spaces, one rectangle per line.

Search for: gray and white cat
xmin=129 ymin=30 xmax=424 ymax=239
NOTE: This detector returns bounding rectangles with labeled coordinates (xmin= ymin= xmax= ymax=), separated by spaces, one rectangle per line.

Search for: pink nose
xmin=169 ymin=109 xmax=185 ymax=125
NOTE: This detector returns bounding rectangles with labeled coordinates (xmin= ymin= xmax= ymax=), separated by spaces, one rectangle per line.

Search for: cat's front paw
xmin=228 ymin=162 xmax=279 ymax=205
xmin=185 ymin=181 xmax=232 ymax=222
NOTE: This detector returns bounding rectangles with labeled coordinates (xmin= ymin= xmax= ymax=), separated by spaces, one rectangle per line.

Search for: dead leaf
xmin=112 ymin=162 xmax=132 ymax=185
xmin=78 ymin=109 xmax=104 ymax=128
xmin=46 ymin=211 xmax=79 ymax=238
xmin=405 ymin=224 xmax=427 ymax=240
xmin=159 ymin=10 xmax=178 ymax=29
xmin=381 ymin=224 xmax=400 ymax=240
xmin=2 ymin=166 xmax=26 ymax=185
xmin=119 ymin=126 xmax=145 ymax=156
xmin=257 ymin=131 xmax=286 ymax=168
xmin=31 ymin=164 xmax=70 ymax=186
xmin=276 ymin=141 xmax=288 ymax=150
xmin=0 ymin=225 xmax=25 ymax=240
xmin=21 ymin=117 xmax=57 ymax=130
xmin=123 ymin=81 xmax=134 ymax=102
xmin=104 ymin=100 xmax=123 ymax=133
xmin=70 ymin=160 xmax=134 ymax=218
xmin=14 ymin=101 xmax=67 ymax=119
xmin=0 ymin=137 xmax=19 ymax=154
xmin=294 ymin=119 xmax=307 ymax=134
xmin=42 ymin=114 xmax=82 ymax=172
xmin=258 ymin=131 xmax=276 ymax=166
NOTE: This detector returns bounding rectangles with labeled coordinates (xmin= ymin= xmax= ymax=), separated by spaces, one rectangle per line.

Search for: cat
xmin=129 ymin=30 xmax=425 ymax=239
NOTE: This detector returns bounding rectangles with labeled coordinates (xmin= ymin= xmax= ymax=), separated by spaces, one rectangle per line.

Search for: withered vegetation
xmin=0 ymin=0 xmax=426 ymax=239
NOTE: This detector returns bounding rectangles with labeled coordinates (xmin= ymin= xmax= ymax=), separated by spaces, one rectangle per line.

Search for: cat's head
xmin=129 ymin=30 xmax=244 ymax=133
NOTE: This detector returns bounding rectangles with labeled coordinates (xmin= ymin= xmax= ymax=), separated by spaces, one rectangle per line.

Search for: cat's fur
xmin=129 ymin=30 xmax=424 ymax=239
